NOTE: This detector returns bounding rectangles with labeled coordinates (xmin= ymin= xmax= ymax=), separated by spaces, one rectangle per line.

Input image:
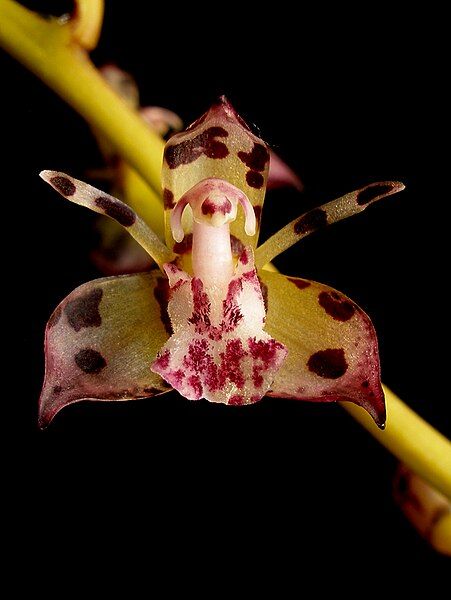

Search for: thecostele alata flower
xmin=38 ymin=97 xmax=404 ymax=428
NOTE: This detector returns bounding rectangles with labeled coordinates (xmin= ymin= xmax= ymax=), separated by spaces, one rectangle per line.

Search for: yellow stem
xmin=0 ymin=0 xmax=164 ymax=201
xmin=342 ymin=385 xmax=451 ymax=499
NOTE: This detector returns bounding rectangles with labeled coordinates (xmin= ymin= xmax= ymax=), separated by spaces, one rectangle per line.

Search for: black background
xmin=3 ymin=0 xmax=449 ymax=579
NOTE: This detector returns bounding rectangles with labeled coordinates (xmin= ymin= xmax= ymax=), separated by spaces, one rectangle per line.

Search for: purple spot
xmin=163 ymin=188 xmax=175 ymax=209
xmin=50 ymin=176 xmax=76 ymax=196
xmin=229 ymin=394 xmax=245 ymax=406
xmin=95 ymin=196 xmax=136 ymax=226
xmin=318 ymin=291 xmax=355 ymax=322
xmin=287 ymin=277 xmax=311 ymax=290
xmin=173 ymin=233 xmax=193 ymax=255
xmin=65 ymin=288 xmax=103 ymax=332
xmin=246 ymin=171 xmax=264 ymax=189
xmin=307 ymin=349 xmax=348 ymax=379
xmin=53 ymin=385 xmax=63 ymax=395
xmin=165 ymin=126 xmax=229 ymax=169
xmin=188 ymin=374 xmax=203 ymax=398
xmin=357 ymin=183 xmax=394 ymax=206
xmin=258 ymin=277 xmax=269 ymax=312
xmin=154 ymin=350 xmax=170 ymax=370
xmin=74 ymin=348 xmax=106 ymax=374
xmin=154 ymin=278 xmax=172 ymax=335
xmin=238 ymin=143 xmax=270 ymax=172
xmin=294 ymin=208 xmax=328 ymax=235
xmin=230 ymin=235 xmax=245 ymax=256
xmin=201 ymin=197 xmax=232 ymax=216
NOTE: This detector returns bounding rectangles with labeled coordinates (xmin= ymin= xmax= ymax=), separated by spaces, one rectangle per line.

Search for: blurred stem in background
xmin=1 ymin=0 xmax=450 ymax=552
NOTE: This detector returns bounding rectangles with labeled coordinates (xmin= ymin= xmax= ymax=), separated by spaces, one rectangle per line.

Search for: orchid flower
xmin=1 ymin=1 xmax=450 ymax=546
xmin=90 ymin=65 xmax=302 ymax=275
xmin=38 ymin=97 xmax=403 ymax=428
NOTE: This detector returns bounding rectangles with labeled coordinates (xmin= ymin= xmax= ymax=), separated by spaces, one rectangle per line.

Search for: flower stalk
xmin=343 ymin=386 xmax=451 ymax=499
xmin=1 ymin=0 xmax=450 ymax=508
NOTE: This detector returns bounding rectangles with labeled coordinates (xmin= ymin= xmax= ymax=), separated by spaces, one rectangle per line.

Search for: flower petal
xmin=39 ymin=272 xmax=171 ymax=428
xmin=40 ymin=171 xmax=173 ymax=268
xmin=260 ymin=271 xmax=385 ymax=427
xmin=267 ymin=150 xmax=303 ymax=191
xmin=162 ymin=96 xmax=270 ymax=260
xmin=255 ymin=181 xmax=405 ymax=268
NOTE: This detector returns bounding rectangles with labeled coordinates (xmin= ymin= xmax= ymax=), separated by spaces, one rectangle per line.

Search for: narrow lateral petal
xmin=162 ymin=96 xmax=269 ymax=257
xmin=40 ymin=171 xmax=173 ymax=269
xmin=267 ymin=150 xmax=303 ymax=191
xmin=39 ymin=272 xmax=171 ymax=428
xmin=260 ymin=271 xmax=385 ymax=427
xmin=255 ymin=181 xmax=405 ymax=268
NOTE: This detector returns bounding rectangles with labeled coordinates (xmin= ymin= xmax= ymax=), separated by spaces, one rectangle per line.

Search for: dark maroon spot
xmin=361 ymin=380 xmax=370 ymax=388
xmin=258 ymin=278 xmax=269 ymax=312
xmin=318 ymin=291 xmax=355 ymax=322
xmin=154 ymin=278 xmax=172 ymax=335
xmin=95 ymin=196 xmax=136 ymax=226
xmin=189 ymin=278 xmax=212 ymax=332
xmin=184 ymin=339 xmax=212 ymax=373
xmin=65 ymin=288 xmax=103 ymax=332
xmin=201 ymin=197 xmax=232 ymax=216
xmin=229 ymin=394 xmax=245 ymax=406
xmin=246 ymin=171 xmax=264 ymax=189
xmin=239 ymin=248 xmax=249 ymax=265
xmin=356 ymin=183 xmax=394 ymax=206
xmin=221 ymin=339 xmax=246 ymax=389
xmin=252 ymin=365 xmax=264 ymax=388
xmin=163 ymin=188 xmax=175 ymax=209
xmin=165 ymin=126 xmax=229 ymax=169
xmin=230 ymin=235 xmax=245 ymax=256
xmin=74 ymin=348 xmax=106 ymax=374
xmin=53 ymin=385 xmax=63 ymax=395
xmin=173 ymin=233 xmax=193 ymax=255
xmin=307 ymin=348 xmax=348 ymax=379
xmin=287 ymin=277 xmax=311 ymax=290
xmin=154 ymin=350 xmax=170 ymax=370
xmin=238 ymin=143 xmax=270 ymax=172
xmin=248 ymin=338 xmax=284 ymax=367
xmin=294 ymin=208 xmax=328 ymax=235
xmin=48 ymin=305 xmax=62 ymax=328
xmin=253 ymin=205 xmax=262 ymax=224
xmin=50 ymin=176 xmax=76 ymax=196
xmin=188 ymin=374 xmax=203 ymax=398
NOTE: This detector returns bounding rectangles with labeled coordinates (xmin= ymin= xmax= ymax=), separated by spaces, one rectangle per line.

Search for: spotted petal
xmin=162 ymin=96 xmax=269 ymax=259
xmin=260 ymin=271 xmax=385 ymax=427
xmin=39 ymin=272 xmax=171 ymax=428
